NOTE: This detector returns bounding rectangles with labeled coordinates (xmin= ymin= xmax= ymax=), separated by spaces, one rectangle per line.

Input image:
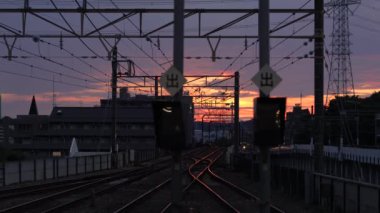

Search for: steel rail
xmin=0 ymin=179 xmax=99 ymax=200
xmin=0 ymin=168 xmax=149 ymax=213
xmin=42 ymin=164 xmax=171 ymax=213
xmin=0 ymin=168 xmax=140 ymax=198
xmin=190 ymin=151 xmax=241 ymax=212
xmin=113 ymin=178 xmax=171 ymax=213
xmin=113 ymin=148 xmax=217 ymax=212
xmin=43 ymin=148 xmax=206 ymax=213
xmin=0 ymin=155 xmax=176 ymax=213
xmin=160 ymin=148 xmax=222 ymax=213
xmin=207 ymin=166 xmax=286 ymax=213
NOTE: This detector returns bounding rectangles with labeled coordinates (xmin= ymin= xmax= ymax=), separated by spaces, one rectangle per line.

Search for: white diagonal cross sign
xmin=251 ymin=64 xmax=282 ymax=96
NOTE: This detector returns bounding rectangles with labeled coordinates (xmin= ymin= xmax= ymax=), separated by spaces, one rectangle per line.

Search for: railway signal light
xmin=254 ymin=97 xmax=286 ymax=147
xmin=152 ymin=101 xmax=186 ymax=150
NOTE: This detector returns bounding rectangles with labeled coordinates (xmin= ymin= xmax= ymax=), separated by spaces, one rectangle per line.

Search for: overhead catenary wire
xmin=276 ymin=50 xmax=313 ymax=72
xmin=194 ymin=0 xmax=314 ymax=111
xmin=205 ymin=0 xmax=314 ymax=98
xmin=1 ymin=0 xmax=350 ymax=108
xmin=0 ymin=40 xmax=106 ymax=83
xmin=109 ymin=0 xmax=172 ymax=66
xmin=72 ymin=0 xmax=130 ymax=74
xmin=235 ymin=5 xmax=332 ymax=91
xmin=1 ymin=58 xmax=98 ymax=84
xmin=84 ymin=0 xmax=166 ymax=75
xmin=233 ymin=20 xmax=313 ymax=90
xmin=239 ymin=48 xmax=314 ymax=91
xmin=352 ymin=13 xmax=380 ymax=26
xmin=37 ymin=38 xmax=109 ymax=77
xmin=0 ymin=0 xmax=256 ymax=7
xmin=360 ymin=3 xmax=380 ymax=11
xmin=272 ymin=39 xmax=311 ymax=68
xmin=350 ymin=21 xmax=380 ymax=34
xmin=74 ymin=0 xmax=142 ymax=76
xmin=0 ymin=69 xmax=96 ymax=89
xmin=222 ymin=0 xmax=313 ymax=73
xmin=51 ymin=0 xmax=109 ymax=63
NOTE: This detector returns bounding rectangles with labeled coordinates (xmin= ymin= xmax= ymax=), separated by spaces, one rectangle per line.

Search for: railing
xmin=289 ymin=144 xmax=380 ymax=165
xmin=0 ymin=149 xmax=157 ymax=187
xmin=0 ymin=163 xmax=4 ymax=187
xmin=314 ymin=172 xmax=380 ymax=213
xmin=270 ymin=150 xmax=380 ymax=213
xmin=1 ymin=154 xmax=110 ymax=186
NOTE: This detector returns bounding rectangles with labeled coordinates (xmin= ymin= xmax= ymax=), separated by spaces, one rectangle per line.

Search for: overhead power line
xmin=0 ymin=41 xmax=106 ymax=83
xmin=1 ymin=58 xmax=98 ymax=83
xmin=0 ymin=69 xmax=95 ymax=89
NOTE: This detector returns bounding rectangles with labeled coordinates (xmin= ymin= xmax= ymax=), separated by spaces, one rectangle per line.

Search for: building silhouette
xmin=1 ymin=90 xmax=194 ymax=158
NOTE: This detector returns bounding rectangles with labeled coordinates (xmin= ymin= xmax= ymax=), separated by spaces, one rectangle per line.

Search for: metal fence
xmin=0 ymin=154 xmax=110 ymax=186
xmin=0 ymin=149 xmax=156 ymax=187
xmin=314 ymin=173 xmax=380 ymax=213
xmin=271 ymin=151 xmax=380 ymax=213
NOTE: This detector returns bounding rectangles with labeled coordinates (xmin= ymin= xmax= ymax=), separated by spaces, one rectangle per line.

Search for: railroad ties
xmin=0 ymin=147 xmax=286 ymax=213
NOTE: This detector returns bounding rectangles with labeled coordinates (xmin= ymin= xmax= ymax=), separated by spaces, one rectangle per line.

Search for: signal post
xmin=251 ymin=0 xmax=286 ymax=213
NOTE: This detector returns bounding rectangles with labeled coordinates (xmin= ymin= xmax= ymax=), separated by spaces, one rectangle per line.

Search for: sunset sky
xmin=0 ymin=0 xmax=379 ymax=121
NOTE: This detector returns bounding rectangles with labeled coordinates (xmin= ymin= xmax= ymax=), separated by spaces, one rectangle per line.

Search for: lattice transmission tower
xmin=326 ymin=0 xmax=364 ymax=177
xmin=326 ymin=0 xmax=360 ymax=99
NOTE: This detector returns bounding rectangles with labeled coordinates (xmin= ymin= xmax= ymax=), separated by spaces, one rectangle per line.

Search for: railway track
xmin=203 ymin=160 xmax=285 ymax=213
xmin=187 ymin=149 xmax=285 ymax=213
xmin=113 ymin=147 xmax=219 ymax=212
xmin=0 ymin=158 xmax=171 ymax=213
xmin=176 ymin=148 xmax=285 ymax=213
xmin=112 ymin=147 xmax=285 ymax=213
xmin=0 ymin=169 xmax=138 ymax=201
xmin=0 ymin=147 xmax=287 ymax=212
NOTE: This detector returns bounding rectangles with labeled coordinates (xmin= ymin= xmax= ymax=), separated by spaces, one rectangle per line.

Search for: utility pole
xmin=234 ymin=71 xmax=240 ymax=154
xmin=154 ymin=76 xmax=159 ymax=98
xmin=0 ymin=93 xmax=2 ymax=119
xmin=314 ymin=0 xmax=324 ymax=173
xmin=258 ymin=0 xmax=270 ymax=212
xmin=111 ymin=45 xmax=118 ymax=169
xmin=154 ymin=76 xmax=159 ymax=159
xmin=201 ymin=114 xmax=206 ymax=144
xmin=171 ymin=0 xmax=184 ymax=212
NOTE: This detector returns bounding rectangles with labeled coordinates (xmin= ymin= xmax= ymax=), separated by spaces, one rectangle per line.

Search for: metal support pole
xmin=234 ymin=71 xmax=240 ymax=154
xmin=154 ymin=76 xmax=159 ymax=98
xmin=201 ymin=115 xmax=205 ymax=144
xmin=154 ymin=77 xmax=160 ymax=159
xmin=356 ymin=116 xmax=359 ymax=146
xmin=43 ymin=159 xmax=46 ymax=180
xmin=209 ymin=122 xmax=211 ymax=143
xmin=171 ymin=0 xmax=184 ymax=212
xmin=1 ymin=162 xmax=5 ymax=186
xmin=259 ymin=147 xmax=271 ymax=213
xmin=33 ymin=159 xmax=36 ymax=181
xmin=75 ymin=157 xmax=78 ymax=174
xmin=215 ymin=123 xmax=219 ymax=143
xmin=80 ymin=0 xmax=87 ymax=35
xmin=314 ymin=0 xmax=324 ymax=172
xmin=259 ymin=0 xmax=271 ymax=212
xmin=111 ymin=46 xmax=118 ymax=169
